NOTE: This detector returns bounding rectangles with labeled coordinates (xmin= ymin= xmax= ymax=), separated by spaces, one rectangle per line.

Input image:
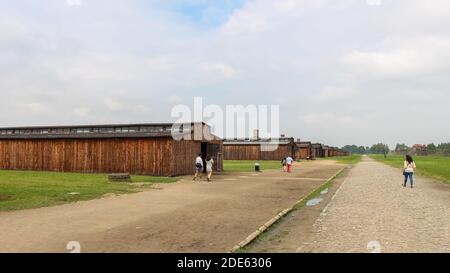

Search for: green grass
xmin=224 ymin=160 xmax=282 ymax=172
xmin=370 ymin=155 xmax=450 ymax=184
xmin=323 ymin=155 xmax=362 ymax=165
xmin=0 ymin=170 xmax=179 ymax=211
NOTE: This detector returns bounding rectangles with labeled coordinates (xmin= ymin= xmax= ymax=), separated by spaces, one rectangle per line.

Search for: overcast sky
xmin=1 ymin=0 xmax=450 ymax=148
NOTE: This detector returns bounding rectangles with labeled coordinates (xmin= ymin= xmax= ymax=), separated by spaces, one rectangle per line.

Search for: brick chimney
xmin=253 ymin=129 xmax=259 ymax=140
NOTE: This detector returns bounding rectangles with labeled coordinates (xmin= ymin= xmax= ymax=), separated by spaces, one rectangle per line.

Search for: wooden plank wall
xmin=223 ymin=144 xmax=293 ymax=160
xmin=298 ymin=147 xmax=311 ymax=159
xmin=311 ymin=147 xmax=323 ymax=158
xmin=206 ymin=143 xmax=224 ymax=172
xmin=0 ymin=138 xmax=175 ymax=176
xmin=295 ymin=148 xmax=308 ymax=160
xmin=171 ymin=141 xmax=224 ymax=174
xmin=171 ymin=140 xmax=201 ymax=176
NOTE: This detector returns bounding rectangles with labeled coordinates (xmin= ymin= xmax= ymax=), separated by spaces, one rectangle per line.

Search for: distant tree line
xmin=342 ymin=142 xmax=450 ymax=156
xmin=427 ymin=143 xmax=450 ymax=155
xmin=395 ymin=143 xmax=450 ymax=156
xmin=342 ymin=143 xmax=389 ymax=155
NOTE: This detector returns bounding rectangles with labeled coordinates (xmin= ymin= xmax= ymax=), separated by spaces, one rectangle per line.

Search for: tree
xmin=427 ymin=143 xmax=437 ymax=154
xmin=395 ymin=143 xmax=410 ymax=153
xmin=342 ymin=145 xmax=367 ymax=154
xmin=437 ymin=143 xmax=450 ymax=156
xmin=369 ymin=143 xmax=390 ymax=154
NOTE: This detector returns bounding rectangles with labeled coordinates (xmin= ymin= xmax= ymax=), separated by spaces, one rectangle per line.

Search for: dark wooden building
xmin=332 ymin=148 xmax=348 ymax=157
xmin=329 ymin=147 xmax=337 ymax=157
xmin=0 ymin=123 xmax=223 ymax=176
xmin=295 ymin=140 xmax=312 ymax=160
xmin=322 ymin=145 xmax=330 ymax=157
xmin=311 ymin=143 xmax=323 ymax=159
xmin=223 ymin=137 xmax=295 ymax=160
xmin=334 ymin=147 xmax=341 ymax=157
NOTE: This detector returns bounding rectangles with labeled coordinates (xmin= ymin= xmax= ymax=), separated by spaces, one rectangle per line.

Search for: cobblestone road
xmin=298 ymin=156 xmax=450 ymax=253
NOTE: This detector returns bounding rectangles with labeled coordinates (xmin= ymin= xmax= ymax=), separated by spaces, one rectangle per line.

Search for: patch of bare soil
xmin=0 ymin=195 xmax=13 ymax=202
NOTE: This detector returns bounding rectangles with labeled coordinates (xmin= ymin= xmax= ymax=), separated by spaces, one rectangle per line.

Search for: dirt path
xmin=297 ymin=156 xmax=450 ymax=253
xmin=0 ymin=160 xmax=343 ymax=253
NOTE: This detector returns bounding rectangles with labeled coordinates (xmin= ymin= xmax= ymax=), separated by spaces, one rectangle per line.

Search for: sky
xmin=1 ymin=0 xmax=450 ymax=148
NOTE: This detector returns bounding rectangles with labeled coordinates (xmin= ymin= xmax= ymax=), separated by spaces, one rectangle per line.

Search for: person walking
xmin=403 ymin=155 xmax=416 ymax=188
xmin=205 ymin=155 xmax=214 ymax=182
xmin=281 ymin=157 xmax=287 ymax=172
xmin=193 ymin=153 xmax=204 ymax=181
xmin=286 ymin=156 xmax=294 ymax=173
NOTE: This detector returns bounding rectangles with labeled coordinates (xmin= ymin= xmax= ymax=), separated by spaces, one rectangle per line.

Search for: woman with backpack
xmin=193 ymin=153 xmax=204 ymax=181
xmin=403 ymin=155 xmax=417 ymax=188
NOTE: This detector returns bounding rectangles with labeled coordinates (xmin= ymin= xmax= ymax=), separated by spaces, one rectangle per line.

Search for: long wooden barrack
xmin=0 ymin=123 xmax=223 ymax=176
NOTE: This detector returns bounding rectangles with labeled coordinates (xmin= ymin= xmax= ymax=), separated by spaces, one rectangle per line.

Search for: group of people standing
xmin=193 ymin=153 xmax=214 ymax=182
xmin=279 ymin=154 xmax=417 ymax=189
xmin=281 ymin=156 xmax=294 ymax=173
xmin=191 ymin=152 xmax=417 ymax=187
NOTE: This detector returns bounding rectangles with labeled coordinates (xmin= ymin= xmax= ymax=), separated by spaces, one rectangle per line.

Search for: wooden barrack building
xmin=223 ymin=137 xmax=296 ymax=160
xmin=322 ymin=145 xmax=330 ymax=157
xmin=311 ymin=143 xmax=323 ymax=159
xmin=295 ymin=141 xmax=312 ymax=160
xmin=0 ymin=123 xmax=223 ymax=176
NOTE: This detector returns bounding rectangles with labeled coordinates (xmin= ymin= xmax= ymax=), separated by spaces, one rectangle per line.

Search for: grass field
xmin=0 ymin=170 xmax=179 ymax=211
xmin=224 ymin=160 xmax=282 ymax=172
xmin=370 ymin=155 xmax=450 ymax=184
xmin=323 ymin=155 xmax=362 ymax=165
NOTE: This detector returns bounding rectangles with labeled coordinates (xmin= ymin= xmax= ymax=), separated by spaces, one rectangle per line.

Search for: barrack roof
xmin=224 ymin=137 xmax=295 ymax=145
xmin=296 ymin=141 xmax=312 ymax=148
xmin=0 ymin=122 xmax=218 ymax=140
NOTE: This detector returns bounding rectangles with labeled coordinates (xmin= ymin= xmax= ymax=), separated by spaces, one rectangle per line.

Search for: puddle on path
xmin=306 ymin=198 xmax=323 ymax=207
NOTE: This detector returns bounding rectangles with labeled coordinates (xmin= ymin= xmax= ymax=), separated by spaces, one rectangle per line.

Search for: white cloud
xmin=104 ymin=98 xmax=124 ymax=112
xmin=315 ymin=87 xmax=357 ymax=101
xmin=200 ymin=62 xmax=238 ymax=79
xmin=300 ymin=113 xmax=356 ymax=125
xmin=376 ymin=0 xmax=450 ymax=34
xmin=73 ymin=107 xmax=90 ymax=117
xmin=18 ymin=102 xmax=51 ymax=115
xmin=167 ymin=95 xmax=183 ymax=105
xmin=133 ymin=105 xmax=153 ymax=114
xmin=366 ymin=0 xmax=384 ymax=6
xmin=342 ymin=36 xmax=450 ymax=81
xmin=1 ymin=0 xmax=450 ymax=147
xmin=67 ymin=0 xmax=81 ymax=7
xmin=220 ymin=0 xmax=329 ymax=35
